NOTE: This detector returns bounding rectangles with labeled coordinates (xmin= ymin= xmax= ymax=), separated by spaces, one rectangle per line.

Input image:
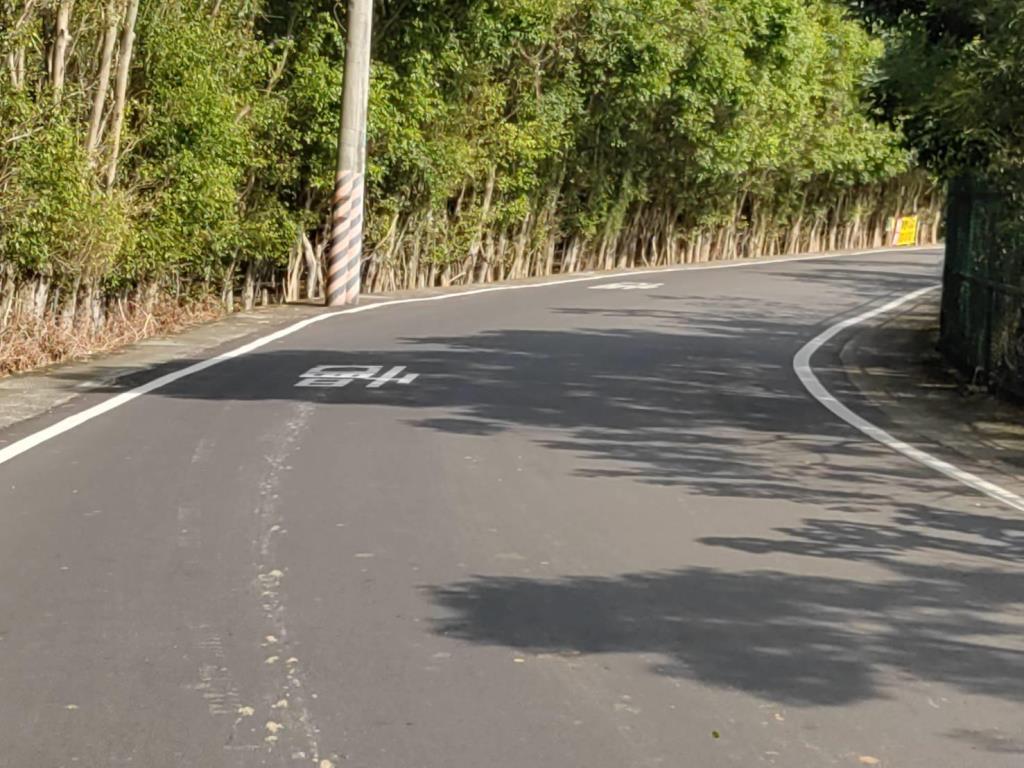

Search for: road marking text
xmin=295 ymin=365 xmax=419 ymax=389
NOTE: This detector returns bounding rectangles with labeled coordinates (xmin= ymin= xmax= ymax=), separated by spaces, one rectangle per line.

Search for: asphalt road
xmin=2 ymin=248 xmax=1022 ymax=767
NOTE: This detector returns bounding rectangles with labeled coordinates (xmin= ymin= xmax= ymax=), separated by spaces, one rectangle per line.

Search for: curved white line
xmin=794 ymin=286 xmax=1024 ymax=513
xmin=0 ymin=247 xmax=933 ymax=468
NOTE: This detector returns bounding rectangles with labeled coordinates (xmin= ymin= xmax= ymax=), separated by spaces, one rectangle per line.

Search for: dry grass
xmin=0 ymin=299 xmax=225 ymax=377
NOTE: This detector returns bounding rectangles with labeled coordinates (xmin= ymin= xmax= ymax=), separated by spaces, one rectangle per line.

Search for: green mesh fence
xmin=941 ymin=176 xmax=1024 ymax=397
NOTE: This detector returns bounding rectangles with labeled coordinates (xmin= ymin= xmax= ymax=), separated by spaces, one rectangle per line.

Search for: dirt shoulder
xmin=841 ymin=294 xmax=1024 ymax=495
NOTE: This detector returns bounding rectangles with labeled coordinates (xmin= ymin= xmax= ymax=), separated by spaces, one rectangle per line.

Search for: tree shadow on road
xmin=700 ymin=506 xmax=1024 ymax=565
xmin=427 ymin=561 xmax=1024 ymax=708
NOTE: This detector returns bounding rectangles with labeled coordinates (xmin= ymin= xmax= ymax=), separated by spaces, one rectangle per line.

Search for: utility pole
xmin=327 ymin=0 xmax=373 ymax=306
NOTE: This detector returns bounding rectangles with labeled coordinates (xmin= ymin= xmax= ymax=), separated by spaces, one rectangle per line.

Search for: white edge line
xmin=794 ymin=285 xmax=1024 ymax=513
xmin=0 ymin=246 xmax=936 ymax=468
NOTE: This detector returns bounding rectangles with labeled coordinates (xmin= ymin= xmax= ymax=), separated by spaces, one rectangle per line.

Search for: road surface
xmin=2 ymin=248 xmax=1022 ymax=767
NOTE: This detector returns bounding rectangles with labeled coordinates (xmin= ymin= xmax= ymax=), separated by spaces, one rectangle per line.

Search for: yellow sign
xmin=894 ymin=215 xmax=919 ymax=246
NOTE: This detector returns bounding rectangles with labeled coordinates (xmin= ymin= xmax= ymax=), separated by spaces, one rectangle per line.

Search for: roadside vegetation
xmin=855 ymin=0 xmax=1024 ymax=393
xmin=1 ymin=0 xmax=941 ymax=374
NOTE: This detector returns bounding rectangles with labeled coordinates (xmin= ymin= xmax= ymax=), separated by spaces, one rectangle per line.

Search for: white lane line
xmin=794 ymin=286 xmax=1024 ymax=513
xmin=0 ymin=246 xmax=935 ymax=468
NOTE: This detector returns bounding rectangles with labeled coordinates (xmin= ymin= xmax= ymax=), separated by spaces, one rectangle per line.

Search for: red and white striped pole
xmin=327 ymin=0 xmax=373 ymax=307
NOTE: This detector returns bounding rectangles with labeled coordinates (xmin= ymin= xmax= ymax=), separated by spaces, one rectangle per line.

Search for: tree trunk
xmin=242 ymin=261 xmax=256 ymax=310
xmin=303 ymin=232 xmax=320 ymax=299
xmin=105 ymin=0 xmax=140 ymax=189
xmin=60 ymin=274 xmax=82 ymax=329
xmin=87 ymin=0 xmax=119 ymax=158
xmin=408 ymin=220 xmax=423 ymax=289
xmin=315 ymin=238 xmax=326 ymax=297
xmin=285 ymin=229 xmax=303 ymax=302
xmin=7 ymin=47 xmax=27 ymax=89
xmin=467 ymin=166 xmax=496 ymax=267
xmin=32 ymin=278 xmax=50 ymax=322
xmin=0 ymin=267 xmax=17 ymax=330
xmin=50 ymin=1 xmax=73 ymax=100
xmin=222 ymin=259 xmax=237 ymax=311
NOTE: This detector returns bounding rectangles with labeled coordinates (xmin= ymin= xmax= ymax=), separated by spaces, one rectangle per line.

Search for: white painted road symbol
xmin=589 ymin=282 xmax=664 ymax=291
xmin=295 ymin=364 xmax=419 ymax=389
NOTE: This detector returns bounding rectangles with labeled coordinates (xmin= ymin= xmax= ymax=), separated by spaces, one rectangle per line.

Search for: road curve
xmin=2 ymin=248 xmax=1021 ymax=768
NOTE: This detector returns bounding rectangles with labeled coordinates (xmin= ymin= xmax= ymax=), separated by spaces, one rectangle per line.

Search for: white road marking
xmin=365 ymin=365 xmax=418 ymax=389
xmin=294 ymin=364 xmax=419 ymax=389
xmin=589 ymin=281 xmax=664 ymax=290
xmin=0 ymin=247 xmax=936 ymax=468
xmin=794 ymin=285 xmax=1024 ymax=513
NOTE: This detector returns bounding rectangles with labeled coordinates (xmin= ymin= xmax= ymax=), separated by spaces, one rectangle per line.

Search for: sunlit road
xmin=3 ymin=248 xmax=1021 ymax=767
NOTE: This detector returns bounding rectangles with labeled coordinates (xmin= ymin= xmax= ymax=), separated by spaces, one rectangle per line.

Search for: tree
xmin=854 ymin=0 xmax=1024 ymax=176
xmin=853 ymin=0 xmax=1024 ymax=391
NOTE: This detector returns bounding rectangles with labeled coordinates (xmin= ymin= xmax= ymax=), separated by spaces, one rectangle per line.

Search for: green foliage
xmin=0 ymin=89 xmax=130 ymax=284
xmin=854 ymin=0 xmax=1024 ymax=177
xmin=860 ymin=1 xmax=1024 ymax=391
xmin=123 ymin=0 xmax=294 ymax=290
xmin=1 ymin=0 xmax=923 ymax=311
xmin=359 ymin=0 xmax=909 ymax=248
